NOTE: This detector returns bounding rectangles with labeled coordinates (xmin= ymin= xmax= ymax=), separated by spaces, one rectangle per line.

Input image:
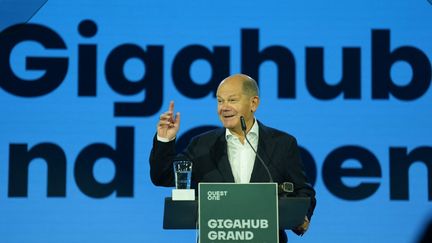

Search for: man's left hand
xmin=293 ymin=216 xmax=309 ymax=236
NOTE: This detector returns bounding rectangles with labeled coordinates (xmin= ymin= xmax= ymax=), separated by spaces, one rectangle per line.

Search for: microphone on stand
xmin=240 ymin=116 xmax=273 ymax=183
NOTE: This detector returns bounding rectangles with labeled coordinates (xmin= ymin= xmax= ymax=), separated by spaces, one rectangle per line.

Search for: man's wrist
xmin=157 ymin=135 xmax=176 ymax=142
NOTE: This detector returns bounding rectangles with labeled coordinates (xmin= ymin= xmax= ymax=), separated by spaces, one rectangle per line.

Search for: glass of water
xmin=173 ymin=160 xmax=192 ymax=189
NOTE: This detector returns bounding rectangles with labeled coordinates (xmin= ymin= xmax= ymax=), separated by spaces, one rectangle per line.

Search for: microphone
xmin=240 ymin=116 xmax=273 ymax=183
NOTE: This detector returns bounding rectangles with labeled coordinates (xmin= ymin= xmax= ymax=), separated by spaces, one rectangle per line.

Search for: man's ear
xmin=251 ymin=96 xmax=260 ymax=112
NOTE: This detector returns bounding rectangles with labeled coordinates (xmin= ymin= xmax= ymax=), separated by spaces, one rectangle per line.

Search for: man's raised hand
xmin=157 ymin=101 xmax=180 ymax=140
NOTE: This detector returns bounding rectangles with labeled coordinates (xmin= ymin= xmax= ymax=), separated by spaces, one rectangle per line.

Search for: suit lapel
xmin=211 ymin=130 xmax=235 ymax=182
xmin=250 ymin=122 xmax=276 ymax=182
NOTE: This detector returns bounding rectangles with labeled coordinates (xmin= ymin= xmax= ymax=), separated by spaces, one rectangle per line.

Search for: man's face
xmin=216 ymin=79 xmax=258 ymax=134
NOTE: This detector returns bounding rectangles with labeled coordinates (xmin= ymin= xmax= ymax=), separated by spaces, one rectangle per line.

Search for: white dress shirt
xmin=225 ymin=119 xmax=259 ymax=183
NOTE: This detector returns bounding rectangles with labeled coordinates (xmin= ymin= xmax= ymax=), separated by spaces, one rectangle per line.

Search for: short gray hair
xmin=242 ymin=76 xmax=259 ymax=97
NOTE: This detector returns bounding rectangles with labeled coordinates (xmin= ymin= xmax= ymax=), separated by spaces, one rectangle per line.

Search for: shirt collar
xmin=225 ymin=118 xmax=259 ymax=141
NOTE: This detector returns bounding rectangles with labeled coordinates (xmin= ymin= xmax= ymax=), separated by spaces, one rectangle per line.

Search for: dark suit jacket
xmin=150 ymin=121 xmax=316 ymax=221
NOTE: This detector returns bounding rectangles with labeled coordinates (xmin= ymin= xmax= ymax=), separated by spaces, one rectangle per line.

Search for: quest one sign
xmin=199 ymin=184 xmax=278 ymax=243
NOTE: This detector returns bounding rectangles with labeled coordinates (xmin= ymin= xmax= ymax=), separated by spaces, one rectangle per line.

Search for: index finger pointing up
xmin=168 ymin=100 xmax=175 ymax=113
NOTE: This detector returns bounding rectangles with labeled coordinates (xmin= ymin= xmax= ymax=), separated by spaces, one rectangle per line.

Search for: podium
xmin=163 ymin=197 xmax=310 ymax=230
xmin=163 ymin=184 xmax=310 ymax=231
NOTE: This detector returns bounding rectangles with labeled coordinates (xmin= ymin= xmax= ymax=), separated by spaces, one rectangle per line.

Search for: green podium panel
xmin=199 ymin=183 xmax=278 ymax=243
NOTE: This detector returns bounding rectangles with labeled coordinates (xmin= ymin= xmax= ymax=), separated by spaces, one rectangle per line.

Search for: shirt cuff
xmin=157 ymin=135 xmax=175 ymax=143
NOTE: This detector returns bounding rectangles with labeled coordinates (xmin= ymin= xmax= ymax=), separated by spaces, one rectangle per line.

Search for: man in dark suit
xmin=150 ymin=74 xmax=316 ymax=242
